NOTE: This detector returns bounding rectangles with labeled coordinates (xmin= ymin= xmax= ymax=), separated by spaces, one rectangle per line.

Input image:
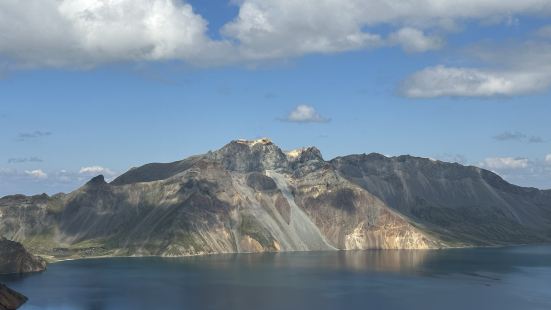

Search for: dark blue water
xmin=2 ymin=246 xmax=551 ymax=310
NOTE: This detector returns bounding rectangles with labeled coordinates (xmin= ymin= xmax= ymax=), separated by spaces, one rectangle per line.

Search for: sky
xmin=1 ymin=0 xmax=551 ymax=196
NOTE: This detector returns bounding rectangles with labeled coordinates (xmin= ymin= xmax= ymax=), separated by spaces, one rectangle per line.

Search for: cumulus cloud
xmin=0 ymin=0 xmax=230 ymax=69
xmin=25 ymin=169 xmax=48 ymax=179
xmin=401 ymin=65 xmax=551 ymax=98
xmin=222 ymin=0 xmax=551 ymax=59
xmin=0 ymin=167 xmax=123 ymax=196
xmin=388 ymin=27 xmax=443 ymax=53
xmin=401 ymin=37 xmax=551 ymax=98
xmin=434 ymin=153 xmax=468 ymax=165
xmin=477 ymin=155 xmax=551 ymax=189
xmin=480 ymin=157 xmax=529 ymax=170
xmin=79 ymin=166 xmax=116 ymax=176
xmin=221 ymin=1 xmax=383 ymax=59
xmin=493 ymin=131 xmax=544 ymax=143
xmin=2 ymin=0 xmax=551 ymax=69
xmin=281 ymin=105 xmax=330 ymax=123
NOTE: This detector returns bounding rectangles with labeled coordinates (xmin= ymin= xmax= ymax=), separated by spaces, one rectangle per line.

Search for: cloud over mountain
xmin=281 ymin=105 xmax=330 ymax=123
xmin=401 ymin=35 xmax=551 ymax=98
xmin=79 ymin=166 xmax=116 ymax=176
xmin=2 ymin=0 xmax=551 ymax=70
xmin=480 ymin=157 xmax=529 ymax=170
xmin=24 ymin=169 xmax=48 ymax=179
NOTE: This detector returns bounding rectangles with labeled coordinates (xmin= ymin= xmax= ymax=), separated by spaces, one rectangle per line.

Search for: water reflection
xmin=160 ymin=249 xmax=430 ymax=274
xmin=165 ymin=245 xmax=551 ymax=279
xmin=334 ymin=250 xmax=429 ymax=273
xmin=1 ymin=246 xmax=551 ymax=310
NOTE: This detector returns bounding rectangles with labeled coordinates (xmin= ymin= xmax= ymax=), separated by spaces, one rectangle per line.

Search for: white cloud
xmin=221 ymin=1 xmax=383 ymax=59
xmin=25 ymin=169 xmax=48 ymax=179
xmin=0 ymin=0 xmax=230 ymax=69
xmin=79 ymin=166 xmax=115 ymax=176
xmin=401 ymin=34 xmax=551 ymax=98
xmin=480 ymin=157 xmax=529 ymax=170
xmin=401 ymin=65 xmax=551 ymax=98
xmin=389 ymin=27 xmax=443 ymax=53
xmin=221 ymin=0 xmax=551 ymax=58
xmin=476 ymin=155 xmax=551 ymax=189
xmin=2 ymin=1 xmax=551 ymax=68
xmin=434 ymin=153 xmax=468 ymax=165
xmin=282 ymin=105 xmax=330 ymax=123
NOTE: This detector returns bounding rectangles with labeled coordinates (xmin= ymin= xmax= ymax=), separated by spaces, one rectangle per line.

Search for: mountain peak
xmin=211 ymin=138 xmax=288 ymax=172
xmin=86 ymin=175 xmax=107 ymax=186
xmin=234 ymin=138 xmax=273 ymax=146
xmin=286 ymin=146 xmax=323 ymax=162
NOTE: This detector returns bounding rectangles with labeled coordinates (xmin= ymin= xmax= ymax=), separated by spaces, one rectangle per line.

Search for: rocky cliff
xmin=0 ymin=284 xmax=27 ymax=310
xmin=0 ymin=139 xmax=550 ymax=260
xmin=332 ymin=154 xmax=551 ymax=246
xmin=0 ymin=238 xmax=47 ymax=274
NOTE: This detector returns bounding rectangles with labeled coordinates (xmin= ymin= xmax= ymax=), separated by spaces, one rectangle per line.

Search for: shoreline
xmin=44 ymin=242 xmax=542 ymax=265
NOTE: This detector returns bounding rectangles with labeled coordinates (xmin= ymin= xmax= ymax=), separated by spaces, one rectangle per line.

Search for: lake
xmin=2 ymin=246 xmax=551 ymax=310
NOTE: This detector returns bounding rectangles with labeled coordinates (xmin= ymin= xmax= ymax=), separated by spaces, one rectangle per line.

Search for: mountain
xmin=0 ymin=284 xmax=27 ymax=310
xmin=0 ymin=238 xmax=47 ymax=275
xmin=332 ymin=154 xmax=551 ymax=245
xmin=0 ymin=139 xmax=550 ymax=260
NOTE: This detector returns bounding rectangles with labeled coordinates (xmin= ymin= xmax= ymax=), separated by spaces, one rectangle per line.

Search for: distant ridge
xmin=0 ymin=138 xmax=550 ymax=261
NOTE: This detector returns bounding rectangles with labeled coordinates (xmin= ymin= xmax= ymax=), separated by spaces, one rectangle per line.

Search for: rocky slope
xmin=332 ymin=154 xmax=551 ymax=246
xmin=0 ymin=238 xmax=46 ymax=274
xmin=0 ymin=284 xmax=27 ymax=310
xmin=0 ymin=139 xmax=550 ymax=260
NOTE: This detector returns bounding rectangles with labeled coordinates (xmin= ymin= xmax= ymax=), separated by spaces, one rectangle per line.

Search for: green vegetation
xmin=21 ymin=228 xmax=60 ymax=252
xmin=239 ymin=214 xmax=274 ymax=248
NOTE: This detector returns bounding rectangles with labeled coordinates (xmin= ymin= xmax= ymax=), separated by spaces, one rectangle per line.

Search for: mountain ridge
xmin=1 ymin=138 xmax=550 ymax=261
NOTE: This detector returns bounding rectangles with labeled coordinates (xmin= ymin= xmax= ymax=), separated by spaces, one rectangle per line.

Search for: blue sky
xmin=1 ymin=0 xmax=551 ymax=195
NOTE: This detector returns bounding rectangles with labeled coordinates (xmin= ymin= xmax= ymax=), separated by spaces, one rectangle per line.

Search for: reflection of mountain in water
xmin=337 ymin=250 xmax=430 ymax=274
xmin=176 ymin=245 xmax=551 ymax=278
xmin=2 ymin=246 xmax=551 ymax=310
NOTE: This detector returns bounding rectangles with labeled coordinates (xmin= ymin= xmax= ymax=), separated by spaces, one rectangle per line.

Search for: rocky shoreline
xmin=0 ymin=284 xmax=27 ymax=310
xmin=0 ymin=238 xmax=47 ymax=275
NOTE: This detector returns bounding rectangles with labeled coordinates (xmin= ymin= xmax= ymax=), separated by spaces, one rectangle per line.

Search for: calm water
xmin=2 ymin=246 xmax=551 ymax=310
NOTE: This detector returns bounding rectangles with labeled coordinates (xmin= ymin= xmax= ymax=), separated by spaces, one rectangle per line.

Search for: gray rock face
xmin=207 ymin=139 xmax=289 ymax=172
xmin=0 ymin=284 xmax=27 ymax=310
xmin=332 ymin=154 xmax=551 ymax=246
xmin=0 ymin=139 xmax=550 ymax=260
xmin=0 ymin=238 xmax=46 ymax=274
